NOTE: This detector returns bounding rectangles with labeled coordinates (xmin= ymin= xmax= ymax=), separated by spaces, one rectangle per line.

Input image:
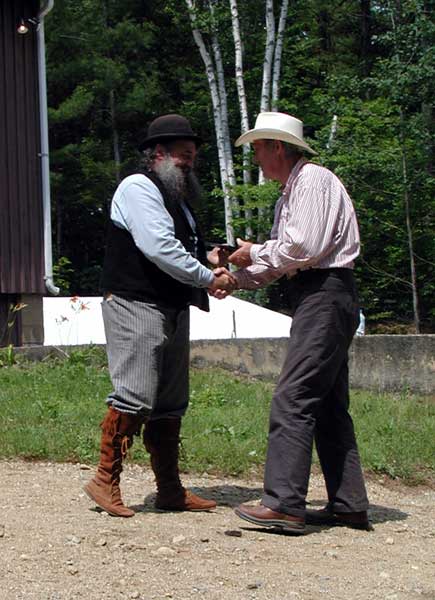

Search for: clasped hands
xmin=207 ymin=238 xmax=253 ymax=299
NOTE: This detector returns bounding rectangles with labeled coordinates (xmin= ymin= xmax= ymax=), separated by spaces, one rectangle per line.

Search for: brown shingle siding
xmin=0 ymin=0 xmax=45 ymax=294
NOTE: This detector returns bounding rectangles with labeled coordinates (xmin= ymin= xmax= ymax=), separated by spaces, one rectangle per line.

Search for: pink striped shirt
xmin=235 ymin=158 xmax=360 ymax=289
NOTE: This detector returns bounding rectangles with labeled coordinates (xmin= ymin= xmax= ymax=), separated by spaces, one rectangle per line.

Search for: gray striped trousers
xmin=101 ymin=294 xmax=190 ymax=418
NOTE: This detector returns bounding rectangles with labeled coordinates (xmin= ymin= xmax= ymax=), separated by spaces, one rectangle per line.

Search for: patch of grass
xmin=182 ymin=369 xmax=271 ymax=475
xmin=1 ymin=350 xmax=111 ymax=463
xmin=350 ymin=390 xmax=435 ymax=483
xmin=0 ymin=349 xmax=433 ymax=483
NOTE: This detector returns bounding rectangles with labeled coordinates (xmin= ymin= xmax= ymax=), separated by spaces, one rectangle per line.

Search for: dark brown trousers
xmin=262 ymin=269 xmax=369 ymax=518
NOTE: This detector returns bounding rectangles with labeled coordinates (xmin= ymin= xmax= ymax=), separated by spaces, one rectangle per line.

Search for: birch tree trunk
xmin=208 ymin=0 xmax=237 ymax=223
xmin=185 ymin=0 xmax=234 ymax=245
xmin=229 ymin=0 xmax=249 ymax=182
xmin=229 ymin=0 xmax=253 ymax=237
xmin=210 ymin=26 xmax=240 ymax=221
xmin=211 ymin=31 xmax=236 ymax=187
xmin=256 ymin=0 xmax=276 ymax=234
xmin=260 ymin=0 xmax=275 ymax=113
xmin=271 ymin=0 xmax=289 ymax=111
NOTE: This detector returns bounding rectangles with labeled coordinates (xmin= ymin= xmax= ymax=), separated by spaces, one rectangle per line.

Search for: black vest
xmin=100 ymin=172 xmax=209 ymax=312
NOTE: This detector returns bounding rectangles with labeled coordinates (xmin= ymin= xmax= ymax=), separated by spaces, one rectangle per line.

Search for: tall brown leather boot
xmin=143 ymin=417 xmax=216 ymax=511
xmin=84 ymin=407 xmax=143 ymax=517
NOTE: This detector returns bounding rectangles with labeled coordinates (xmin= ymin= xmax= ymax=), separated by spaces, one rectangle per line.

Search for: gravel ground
xmin=1 ymin=460 xmax=434 ymax=600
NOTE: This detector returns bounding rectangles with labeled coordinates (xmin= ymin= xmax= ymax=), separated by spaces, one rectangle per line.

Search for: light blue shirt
xmin=110 ymin=174 xmax=214 ymax=288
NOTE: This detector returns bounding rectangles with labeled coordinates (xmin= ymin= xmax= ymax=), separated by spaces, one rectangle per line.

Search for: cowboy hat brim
xmin=235 ymin=128 xmax=317 ymax=155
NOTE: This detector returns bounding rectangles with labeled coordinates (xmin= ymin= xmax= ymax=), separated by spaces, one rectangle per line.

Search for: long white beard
xmin=153 ymin=156 xmax=201 ymax=204
xmin=153 ymin=156 xmax=186 ymax=197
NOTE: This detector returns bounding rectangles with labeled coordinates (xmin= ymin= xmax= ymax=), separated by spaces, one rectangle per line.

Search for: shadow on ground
xmin=134 ymin=484 xmax=262 ymax=513
xmin=306 ymin=498 xmax=408 ymax=527
xmin=134 ymin=485 xmax=409 ymax=528
xmin=368 ymin=503 xmax=409 ymax=524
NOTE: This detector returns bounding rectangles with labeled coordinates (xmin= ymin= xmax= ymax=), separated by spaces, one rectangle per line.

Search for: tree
xmin=376 ymin=0 xmax=434 ymax=332
xmin=184 ymin=0 xmax=236 ymax=245
xmin=183 ymin=0 xmax=291 ymax=240
xmin=46 ymin=0 xmax=160 ymax=292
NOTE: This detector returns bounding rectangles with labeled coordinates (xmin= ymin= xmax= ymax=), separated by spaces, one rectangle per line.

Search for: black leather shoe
xmin=234 ymin=503 xmax=305 ymax=533
xmin=306 ymin=507 xmax=373 ymax=531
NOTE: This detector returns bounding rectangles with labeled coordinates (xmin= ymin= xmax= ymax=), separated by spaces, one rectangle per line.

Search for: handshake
xmin=208 ymin=267 xmax=236 ymax=299
xmin=207 ymin=239 xmax=253 ymax=299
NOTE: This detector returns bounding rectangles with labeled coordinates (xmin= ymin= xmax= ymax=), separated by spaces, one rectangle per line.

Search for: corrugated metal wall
xmin=0 ymin=0 xmax=45 ymax=294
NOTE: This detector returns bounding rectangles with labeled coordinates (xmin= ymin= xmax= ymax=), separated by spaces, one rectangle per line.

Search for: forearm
xmin=250 ymin=239 xmax=323 ymax=272
xmin=142 ymin=238 xmax=214 ymax=287
xmin=234 ymin=264 xmax=283 ymax=290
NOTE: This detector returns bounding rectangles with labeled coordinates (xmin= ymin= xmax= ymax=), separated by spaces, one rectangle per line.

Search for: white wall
xmin=43 ymin=296 xmax=292 ymax=346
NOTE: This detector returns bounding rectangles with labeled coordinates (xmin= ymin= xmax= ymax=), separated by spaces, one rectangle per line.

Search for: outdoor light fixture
xmin=17 ymin=18 xmax=28 ymax=34
xmin=17 ymin=17 xmax=39 ymax=35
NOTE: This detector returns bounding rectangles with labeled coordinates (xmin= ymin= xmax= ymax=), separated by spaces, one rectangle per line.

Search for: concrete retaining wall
xmin=190 ymin=335 xmax=435 ymax=395
xmin=11 ymin=335 xmax=435 ymax=395
xmin=348 ymin=335 xmax=435 ymax=394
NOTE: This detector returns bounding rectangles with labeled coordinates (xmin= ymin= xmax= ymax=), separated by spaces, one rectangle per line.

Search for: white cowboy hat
xmin=235 ymin=112 xmax=317 ymax=155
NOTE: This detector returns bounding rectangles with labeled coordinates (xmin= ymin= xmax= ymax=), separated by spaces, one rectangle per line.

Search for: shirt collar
xmin=282 ymin=157 xmax=308 ymax=197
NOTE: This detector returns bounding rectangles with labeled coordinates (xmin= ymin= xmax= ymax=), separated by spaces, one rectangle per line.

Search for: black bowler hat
xmin=139 ymin=114 xmax=202 ymax=151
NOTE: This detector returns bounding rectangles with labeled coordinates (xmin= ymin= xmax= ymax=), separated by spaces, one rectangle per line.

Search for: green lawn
xmin=0 ymin=347 xmax=433 ymax=483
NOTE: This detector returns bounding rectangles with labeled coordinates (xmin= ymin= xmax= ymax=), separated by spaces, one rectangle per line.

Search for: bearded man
xmin=84 ymin=114 xmax=235 ymax=518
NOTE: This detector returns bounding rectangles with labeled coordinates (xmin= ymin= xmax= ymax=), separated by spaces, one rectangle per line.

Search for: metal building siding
xmin=0 ymin=0 xmax=45 ymax=294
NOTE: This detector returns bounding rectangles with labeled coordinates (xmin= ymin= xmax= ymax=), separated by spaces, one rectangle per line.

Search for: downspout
xmin=36 ymin=0 xmax=59 ymax=295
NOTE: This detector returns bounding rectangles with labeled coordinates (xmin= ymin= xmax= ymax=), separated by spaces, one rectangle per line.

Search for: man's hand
xmin=228 ymin=238 xmax=253 ymax=268
xmin=208 ymin=267 xmax=237 ymax=299
xmin=207 ymin=246 xmax=232 ymax=267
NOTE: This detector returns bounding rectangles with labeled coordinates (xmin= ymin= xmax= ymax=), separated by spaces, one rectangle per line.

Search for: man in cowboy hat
xmin=84 ymin=114 xmax=236 ymax=517
xmin=213 ymin=111 xmax=370 ymax=533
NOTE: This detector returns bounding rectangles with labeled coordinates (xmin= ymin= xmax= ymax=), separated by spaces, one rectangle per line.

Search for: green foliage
xmin=46 ymin=0 xmax=162 ymax=293
xmin=306 ymin=0 xmax=435 ymax=329
xmin=49 ymin=86 xmax=95 ymax=123
xmin=229 ymin=181 xmax=280 ymax=241
xmin=52 ymin=256 xmax=74 ymax=295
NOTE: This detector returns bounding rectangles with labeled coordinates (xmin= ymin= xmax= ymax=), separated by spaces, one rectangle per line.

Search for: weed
xmin=0 ymin=302 xmax=27 ymax=350
xmin=0 ymin=344 xmax=16 ymax=367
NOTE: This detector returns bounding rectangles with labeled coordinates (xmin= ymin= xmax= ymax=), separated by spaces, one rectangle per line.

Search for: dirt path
xmin=1 ymin=460 xmax=434 ymax=600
